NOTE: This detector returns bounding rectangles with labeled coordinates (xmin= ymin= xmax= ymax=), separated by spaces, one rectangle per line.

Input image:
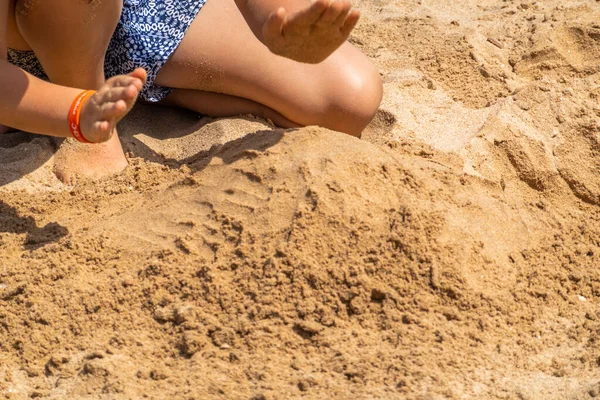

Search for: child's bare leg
xmin=15 ymin=0 xmax=128 ymax=183
xmin=155 ymin=0 xmax=382 ymax=136
xmin=160 ymin=89 xmax=300 ymax=129
xmin=236 ymin=0 xmax=360 ymax=64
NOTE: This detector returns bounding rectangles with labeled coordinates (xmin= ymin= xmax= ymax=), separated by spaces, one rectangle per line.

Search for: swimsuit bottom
xmin=8 ymin=0 xmax=207 ymax=102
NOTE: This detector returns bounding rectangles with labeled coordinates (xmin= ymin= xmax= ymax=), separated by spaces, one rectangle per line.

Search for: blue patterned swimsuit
xmin=8 ymin=0 xmax=207 ymax=102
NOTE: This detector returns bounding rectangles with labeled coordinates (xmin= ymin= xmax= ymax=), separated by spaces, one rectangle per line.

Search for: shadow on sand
xmin=0 ymin=103 xmax=290 ymax=249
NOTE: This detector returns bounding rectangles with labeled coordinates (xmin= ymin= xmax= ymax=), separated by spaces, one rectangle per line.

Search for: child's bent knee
xmin=323 ymin=63 xmax=383 ymax=136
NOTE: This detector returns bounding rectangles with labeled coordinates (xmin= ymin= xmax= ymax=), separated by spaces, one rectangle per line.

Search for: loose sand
xmin=2 ymin=0 xmax=600 ymax=398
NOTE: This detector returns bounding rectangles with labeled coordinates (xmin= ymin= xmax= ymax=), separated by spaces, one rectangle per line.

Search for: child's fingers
xmin=93 ymin=85 xmax=111 ymax=102
xmin=107 ymin=74 xmax=143 ymax=90
xmin=107 ymin=75 xmax=135 ymax=88
xmin=101 ymin=86 xmax=137 ymax=104
xmin=128 ymin=67 xmax=148 ymax=84
xmin=93 ymin=121 xmax=110 ymax=135
xmin=263 ymin=8 xmax=286 ymax=39
xmin=85 ymin=120 xmax=111 ymax=144
xmin=319 ymin=1 xmax=345 ymax=24
xmin=296 ymin=0 xmax=329 ymax=26
xmin=100 ymin=100 xmax=127 ymax=119
xmin=333 ymin=1 xmax=352 ymax=27
xmin=340 ymin=10 xmax=360 ymax=36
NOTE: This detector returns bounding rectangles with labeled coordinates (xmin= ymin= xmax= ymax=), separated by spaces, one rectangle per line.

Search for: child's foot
xmin=262 ymin=0 xmax=360 ymax=64
xmin=53 ymin=133 xmax=129 ymax=185
xmin=53 ymin=68 xmax=147 ymax=184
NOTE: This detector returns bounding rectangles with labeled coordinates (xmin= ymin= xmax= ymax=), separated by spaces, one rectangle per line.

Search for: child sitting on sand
xmin=2 ymin=0 xmax=382 ymax=183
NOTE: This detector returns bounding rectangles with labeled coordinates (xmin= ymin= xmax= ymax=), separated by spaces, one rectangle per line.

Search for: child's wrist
xmin=68 ymin=90 xmax=96 ymax=143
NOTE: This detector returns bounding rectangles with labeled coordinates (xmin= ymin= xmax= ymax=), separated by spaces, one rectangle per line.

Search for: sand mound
xmin=2 ymin=1 xmax=600 ymax=399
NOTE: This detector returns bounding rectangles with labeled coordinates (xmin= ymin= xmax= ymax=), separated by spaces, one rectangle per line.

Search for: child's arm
xmin=234 ymin=0 xmax=359 ymax=63
xmin=0 ymin=0 xmax=78 ymax=137
xmin=0 ymin=1 xmax=145 ymax=142
xmin=0 ymin=62 xmax=146 ymax=142
xmin=1 ymin=0 xmax=7 ymax=60
xmin=0 ymin=60 xmax=86 ymax=137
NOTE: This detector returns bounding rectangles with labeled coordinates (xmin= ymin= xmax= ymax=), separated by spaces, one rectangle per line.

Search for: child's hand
xmin=262 ymin=0 xmax=360 ymax=64
xmin=79 ymin=68 xmax=147 ymax=143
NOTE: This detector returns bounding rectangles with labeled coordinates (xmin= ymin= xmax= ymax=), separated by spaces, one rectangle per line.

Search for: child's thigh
xmin=6 ymin=0 xmax=31 ymax=51
xmin=14 ymin=0 xmax=122 ymax=86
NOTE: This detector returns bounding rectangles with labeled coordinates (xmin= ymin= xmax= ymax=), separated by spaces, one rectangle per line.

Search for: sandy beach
xmin=1 ymin=0 xmax=600 ymax=398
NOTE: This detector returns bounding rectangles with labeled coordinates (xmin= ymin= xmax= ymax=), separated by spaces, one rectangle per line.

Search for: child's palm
xmin=262 ymin=0 xmax=360 ymax=64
